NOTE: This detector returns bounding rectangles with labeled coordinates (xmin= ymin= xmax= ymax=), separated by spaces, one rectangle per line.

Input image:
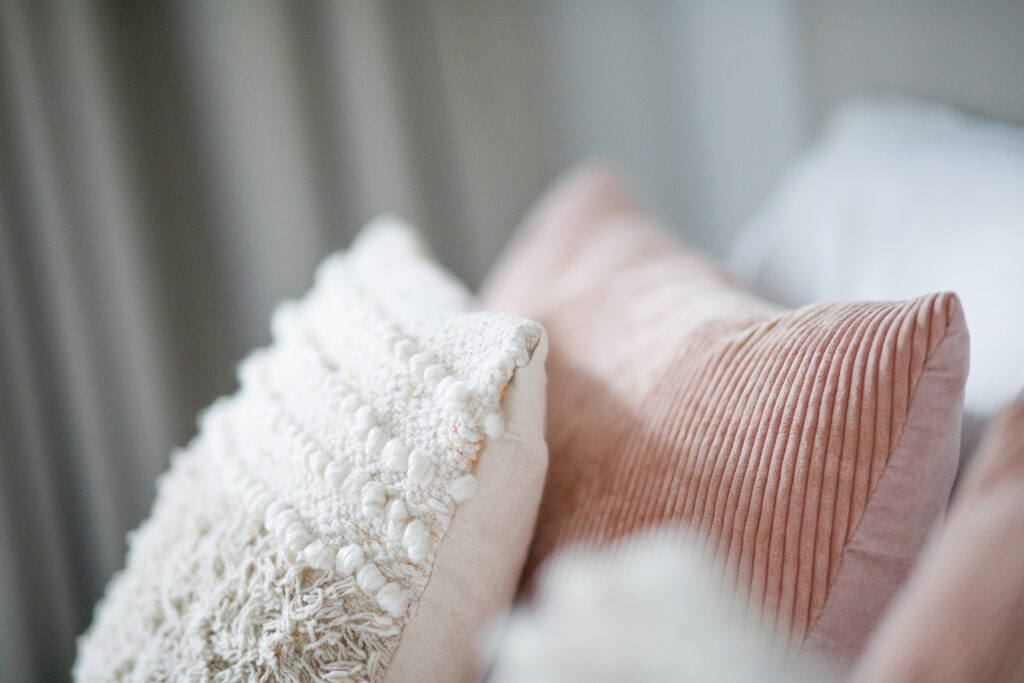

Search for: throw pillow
xmin=480 ymin=164 xmax=968 ymax=665
xmin=75 ymin=218 xmax=548 ymax=682
xmin=854 ymin=397 xmax=1024 ymax=682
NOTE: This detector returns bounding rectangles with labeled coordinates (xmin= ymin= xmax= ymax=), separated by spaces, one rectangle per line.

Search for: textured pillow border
xmin=803 ymin=300 xmax=967 ymax=665
xmin=384 ymin=333 xmax=549 ymax=681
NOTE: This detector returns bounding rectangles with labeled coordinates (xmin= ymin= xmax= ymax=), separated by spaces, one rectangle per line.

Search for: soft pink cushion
xmin=481 ymin=164 xmax=968 ymax=663
xmin=855 ymin=397 xmax=1024 ymax=681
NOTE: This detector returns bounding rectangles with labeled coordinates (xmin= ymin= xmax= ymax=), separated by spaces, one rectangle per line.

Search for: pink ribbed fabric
xmin=480 ymin=164 xmax=968 ymax=659
xmin=854 ymin=397 xmax=1024 ymax=682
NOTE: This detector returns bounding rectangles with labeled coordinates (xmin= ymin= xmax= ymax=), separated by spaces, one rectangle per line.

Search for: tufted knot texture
xmin=75 ymin=217 xmax=546 ymax=682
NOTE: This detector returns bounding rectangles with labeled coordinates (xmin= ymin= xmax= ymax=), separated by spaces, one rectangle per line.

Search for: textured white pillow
xmin=75 ymin=218 xmax=548 ymax=682
xmin=731 ymin=97 xmax=1024 ymax=445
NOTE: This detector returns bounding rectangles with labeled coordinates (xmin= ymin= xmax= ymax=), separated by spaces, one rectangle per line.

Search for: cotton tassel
xmin=403 ymin=520 xmax=431 ymax=563
xmin=484 ymin=412 xmax=504 ymax=438
xmin=356 ymin=564 xmax=386 ymax=593
xmin=377 ymin=582 xmax=410 ymax=619
xmin=407 ymin=450 xmax=434 ymax=485
xmin=302 ymin=539 xmax=334 ymax=570
xmin=361 ymin=482 xmax=388 ymax=517
xmin=336 ymin=544 xmax=365 ymax=575
xmin=448 ymin=474 xmax=477 ymax=503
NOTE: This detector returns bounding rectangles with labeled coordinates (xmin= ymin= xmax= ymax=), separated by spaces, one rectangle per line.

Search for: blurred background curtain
xmin=2 ymin=0 xmax=1023 ymax=678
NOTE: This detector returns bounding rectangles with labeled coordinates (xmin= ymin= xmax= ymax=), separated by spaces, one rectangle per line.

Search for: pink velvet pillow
xmin=481 ymin=164 xmax=969 ymax=664
xmin=855 ymin=397 xmax=1024 ymax=681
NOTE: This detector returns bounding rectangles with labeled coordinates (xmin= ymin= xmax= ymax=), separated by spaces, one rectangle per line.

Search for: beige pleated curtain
xmin=0 ymin=2 xmax=568 ymax=676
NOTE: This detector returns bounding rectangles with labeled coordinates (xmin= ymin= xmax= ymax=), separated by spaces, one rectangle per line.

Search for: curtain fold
xmin=0 ymin=1 xmax=808 ymax=677
xmin=0 ymin=1 xmax=567 ymax=676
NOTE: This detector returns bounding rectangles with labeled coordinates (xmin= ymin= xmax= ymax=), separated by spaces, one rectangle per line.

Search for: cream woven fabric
xmin=75 ymin=218 xmax=548 ymax=681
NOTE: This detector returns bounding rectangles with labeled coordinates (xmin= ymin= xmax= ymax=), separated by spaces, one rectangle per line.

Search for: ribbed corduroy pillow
xmin=854 ymin=397 xmax=1024 ymax=682
xmin=76 ymin=219 xmax=548 ymax=682
xmin=480 ymin=165 xmax=968 ymax=665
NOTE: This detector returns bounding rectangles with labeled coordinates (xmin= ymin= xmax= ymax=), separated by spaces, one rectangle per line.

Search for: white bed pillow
xmin=731 ymin=96 xmax=1024 ymax=448
xmin=75 ymin=218 xmax=548 ymax=682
